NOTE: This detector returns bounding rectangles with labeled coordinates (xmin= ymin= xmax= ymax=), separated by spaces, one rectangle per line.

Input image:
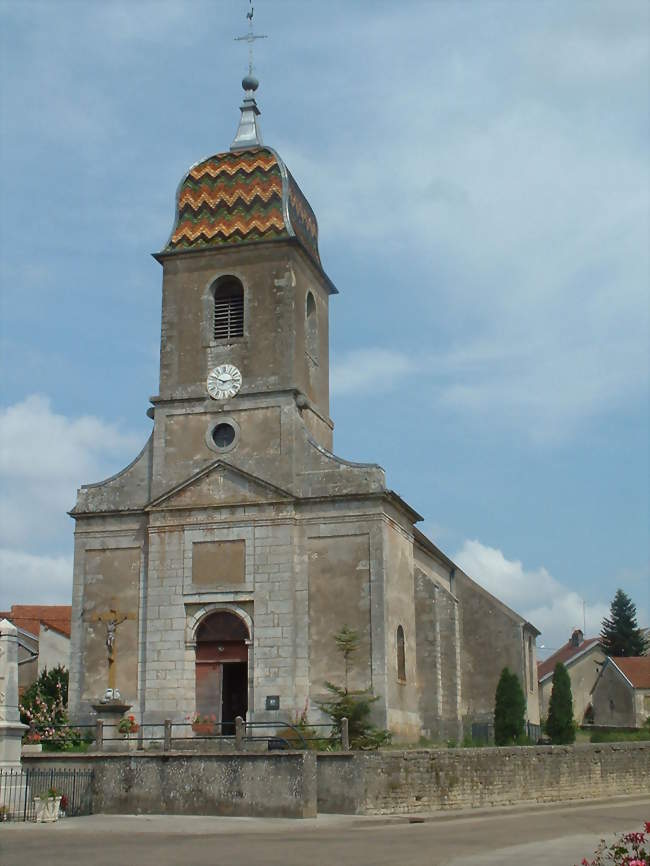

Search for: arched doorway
xmin=195 ymin=610 xmax=249 ymax=734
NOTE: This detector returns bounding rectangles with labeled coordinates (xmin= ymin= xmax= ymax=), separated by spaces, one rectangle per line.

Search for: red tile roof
xmin=1 ymin=605 xmax=71 ymax=639
xmin=611 ymin=656 xmax=650 ymax=689
xmin=537 ymin=637 xmax=600 ymax=681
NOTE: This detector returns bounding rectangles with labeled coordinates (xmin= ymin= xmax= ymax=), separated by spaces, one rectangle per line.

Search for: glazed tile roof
xmin=165 ymin=146 xmax=322 ymax=271
xmin=537 ymin=636 xmax=600 ymax=681
xmin=610 ymin=656 xmax=650 ymax=689
xmin=0 ymin=605 xmax=71 ymax=638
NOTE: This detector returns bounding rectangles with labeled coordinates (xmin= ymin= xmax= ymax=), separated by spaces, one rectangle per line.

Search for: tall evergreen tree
xmin=600 ymin=589 xmax=647 ymax=657
xmin=494 ymin=667 xmax=526 ymax=746
xmin=545 ymin=662 xmax=575 ymax=744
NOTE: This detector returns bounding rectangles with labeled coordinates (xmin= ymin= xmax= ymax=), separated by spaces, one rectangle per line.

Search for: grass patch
xmin=589 ymin=728 xmax=650 ymax=743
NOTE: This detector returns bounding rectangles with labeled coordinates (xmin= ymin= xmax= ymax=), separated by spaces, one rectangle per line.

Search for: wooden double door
xmin=196 ymin=640 xmax=248 ymax=734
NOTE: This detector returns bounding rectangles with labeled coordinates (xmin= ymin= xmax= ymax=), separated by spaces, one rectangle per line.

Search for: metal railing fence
xmin=29 ymin=717 xmax=348 ymax=753
xmin=0 ymin=768 xmax=93 ymax=822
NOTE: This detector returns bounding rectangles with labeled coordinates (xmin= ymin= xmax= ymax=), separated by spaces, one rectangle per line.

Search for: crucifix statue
xmin=88 ymin=607 xmax=136 ymax=692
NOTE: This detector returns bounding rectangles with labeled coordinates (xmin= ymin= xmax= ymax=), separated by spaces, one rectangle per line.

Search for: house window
xmin=213 ymin=277 xmax=244 ymax=340
xmin=396 ymin=625 xmax=406 ymax=683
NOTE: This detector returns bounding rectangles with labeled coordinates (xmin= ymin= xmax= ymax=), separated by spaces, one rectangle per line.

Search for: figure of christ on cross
xmin=88 ymin=608 xmax=137 ymax=692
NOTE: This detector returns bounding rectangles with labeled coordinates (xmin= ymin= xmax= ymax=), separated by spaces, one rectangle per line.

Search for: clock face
xmin=207 ymin=364 xmax=242 ymax=400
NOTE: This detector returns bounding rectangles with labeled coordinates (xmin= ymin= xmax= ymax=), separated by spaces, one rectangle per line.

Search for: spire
xmin=231 ymin=2 xmax=267 ymax=151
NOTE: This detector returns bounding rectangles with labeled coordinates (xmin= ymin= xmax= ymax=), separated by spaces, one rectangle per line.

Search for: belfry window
xmin=397 ymin=625 xmax=406 ymax=682
xmin=305 ymin=290 xmax=318 ymax=362
xmin=213 ymin=277 xmax=244 ymax=341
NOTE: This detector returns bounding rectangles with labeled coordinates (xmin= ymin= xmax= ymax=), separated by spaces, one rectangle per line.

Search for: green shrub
xmin=19 ymin=665 xmax=68 ymax=728
xmin=494 ymin=667 xmax=526 ymax=746
xmin=545 ymin=662 xmax=576 ymax=744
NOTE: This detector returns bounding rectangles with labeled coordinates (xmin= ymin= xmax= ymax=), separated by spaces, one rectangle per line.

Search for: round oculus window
xmin=211 ymin=423 xmax=236 ymax=449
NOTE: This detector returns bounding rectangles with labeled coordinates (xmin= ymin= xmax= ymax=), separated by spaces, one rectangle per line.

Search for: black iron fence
xmin=0 ymin=768 xmax=93 ymax=822
xmin=471 ymin=721 xmax=543 ymax=745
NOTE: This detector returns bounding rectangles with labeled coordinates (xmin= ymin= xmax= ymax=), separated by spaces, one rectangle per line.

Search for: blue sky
xmin=0 ymin=0 xmax=648 ymax=654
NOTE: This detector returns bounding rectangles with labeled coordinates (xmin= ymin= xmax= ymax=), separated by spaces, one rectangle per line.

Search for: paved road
xmin=1 ymin=796 xmax=648 ymax=866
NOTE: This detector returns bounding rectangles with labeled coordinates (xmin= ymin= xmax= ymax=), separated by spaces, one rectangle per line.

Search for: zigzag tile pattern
xmin=166 ymin=147 xmax=322 ymax=269
xmin=168 ymin=148 xmax=288 ymax=250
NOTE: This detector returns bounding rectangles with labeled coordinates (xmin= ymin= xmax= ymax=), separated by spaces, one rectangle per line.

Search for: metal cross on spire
xmin=231 ymin=1 xmax=266 ymax=150
xmin=234 ymin=1 xmax=267 ymax=78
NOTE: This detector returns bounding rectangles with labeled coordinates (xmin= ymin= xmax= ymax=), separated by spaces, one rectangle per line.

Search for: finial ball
xmin=242 ymin=74 xmax=259 ymax=92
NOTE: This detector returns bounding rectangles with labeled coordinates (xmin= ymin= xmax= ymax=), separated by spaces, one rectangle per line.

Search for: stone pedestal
xmin=92 ymin=701 xmax=132 ymax=752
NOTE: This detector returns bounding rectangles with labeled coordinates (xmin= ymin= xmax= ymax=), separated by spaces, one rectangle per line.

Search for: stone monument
xmin=0 ymin=618 xmax=29 ymax=816
xmin=0 ymin=618 xmax=28 ymax=768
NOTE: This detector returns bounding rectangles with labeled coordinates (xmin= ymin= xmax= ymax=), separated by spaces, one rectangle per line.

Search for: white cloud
xmin=453 ymin=539 xmax=612 ymax=652
xmin=0 ymin=550 xmax=73 ymax=607
xmin=277 ymin=2 xmax=649 ymax=444
xmin=0 ymin=395 xmax=140 ymax=484
xmin=0 ymin=396 xmax=142 ymax=601
xmin=331 ymin=349 xmax=416 ymax=396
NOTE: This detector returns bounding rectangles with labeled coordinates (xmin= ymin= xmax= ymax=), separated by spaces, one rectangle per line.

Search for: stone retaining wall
xmin=317 ymin=742 xmax=649 ymax=814
xmin=22 ymin=751 xmax=316 ymax=818
xmin=23 ymin=742 xmax=648 ymax=818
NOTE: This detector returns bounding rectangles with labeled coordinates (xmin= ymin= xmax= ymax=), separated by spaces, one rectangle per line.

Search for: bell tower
xmin=148 ymin=66 xmax=337 ymax=498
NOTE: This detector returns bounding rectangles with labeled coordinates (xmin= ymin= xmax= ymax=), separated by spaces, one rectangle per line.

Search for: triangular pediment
xmin=146 ymin=460 xmax=294 ymax=511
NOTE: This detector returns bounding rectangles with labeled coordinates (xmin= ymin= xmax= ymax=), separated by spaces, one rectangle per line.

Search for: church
xmin=68 ymin=63 xmax=540 ymax=742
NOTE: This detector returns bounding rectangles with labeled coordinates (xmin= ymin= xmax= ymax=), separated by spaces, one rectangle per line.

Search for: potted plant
xmin=33 ymin=787 xmax=63 ymax=823
xmin=117 ymin=714 xmax=140 ymax=750
xmin=189 ymin=713 xmax=218 ymax=736
xmin=22 ymin=729 xmax=43 ymax=754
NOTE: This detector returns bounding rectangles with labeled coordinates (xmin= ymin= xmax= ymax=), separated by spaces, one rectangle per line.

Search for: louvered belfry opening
xmin=213 ymin=277 xmax=244 ymax=340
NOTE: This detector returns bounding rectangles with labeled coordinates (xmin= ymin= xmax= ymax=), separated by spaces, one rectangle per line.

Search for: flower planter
xmin=192 ymin=722 xmax=218 ymax=737
xmin=33 ymin=796 xmax=62 ymax=823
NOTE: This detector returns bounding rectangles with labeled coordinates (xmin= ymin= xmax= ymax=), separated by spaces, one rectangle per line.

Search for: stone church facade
xmin=68 ymin=78 xmax=540 ymax=741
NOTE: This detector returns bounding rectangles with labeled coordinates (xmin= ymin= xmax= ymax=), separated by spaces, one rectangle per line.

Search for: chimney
xmin=570 ymin=628 xmax=583 ymax=647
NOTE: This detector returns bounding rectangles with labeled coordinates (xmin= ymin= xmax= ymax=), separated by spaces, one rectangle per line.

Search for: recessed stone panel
xmin=308 ymin=534 xmax=371 ymax=698
xmin=192 ymin=540 xmax=246 ymax=587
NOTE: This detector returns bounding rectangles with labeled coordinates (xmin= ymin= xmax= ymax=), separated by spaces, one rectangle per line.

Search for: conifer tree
xmin=317 ymin=625 xmax=391 ymax=749
xmin=493 ymin=667 xmax=526 ymax=746
xmin=600 ymin=589 xmax=647 ymax=657
xmin=545 ymin=662 xmax=575 ymax=744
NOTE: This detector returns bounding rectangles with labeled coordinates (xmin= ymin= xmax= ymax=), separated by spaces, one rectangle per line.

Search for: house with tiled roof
xmin=537 ymin=628 xmax=605 ymax=724
xmin=591 ymin=656 xmax=650 ymax=728
xmin=0 ymin=605 xmax=71 ymax=695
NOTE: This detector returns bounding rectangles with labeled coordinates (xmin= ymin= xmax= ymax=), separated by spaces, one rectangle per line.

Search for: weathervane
xmin=234 ymin=1 xmax=267 ymax=79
